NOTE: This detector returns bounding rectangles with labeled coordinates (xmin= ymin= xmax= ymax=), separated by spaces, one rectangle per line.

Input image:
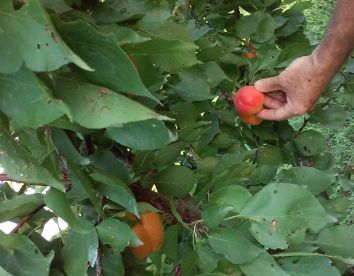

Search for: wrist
xmin=309 ymin=48 xmax=338 ymax=79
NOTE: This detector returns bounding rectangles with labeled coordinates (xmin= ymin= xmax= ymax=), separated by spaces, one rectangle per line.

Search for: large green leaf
xmin=44 ymin=188 xmax=93 ymax=233
xmin=52 ymin=128 xmax=90 ymax=165
xmin=240 ymin=252 xmax=289 ymax=276
xmin=278 ymin=166 xmax=331 ymax=195
xmin=0 ymin=194 xmax=43 ymax=223
xmin=210 ymin=185 xmax=252 ymax=209
xmin=55 ymin=19 xmax=156 ymax=100
xmin=0 ymin=232 xmax=54 ymax=276
xmin=208 ymin=227 xmax=264 ymax=265
xmin=53 ymin=76 xmax=170 ymax=129
xmin=171 ymin=66 xmax=212 ymax=102
xmin=235 ymin=11 xmax=276 ymax=43
xmin=0 ymin=67 xmax=67 ymax=127
xmin=278 ymin=256 xmax=341 ymax=276
xmin=106 ymin=119 xmax=176 ymax=150
xmin=0 ymin=121 xmax=64 ymax=191
xmin=102 ymin=248 xmax=125 ymax=276
xmin=240 ymin=183 xmax=336 ymax=250
xmin=61 ymin=229 xmax=98 ymax=276
xmin=152 ymin=165 xmax=197 ymax=198
xmin=96 ymin=219 xmax=141 ymax=252
xmin=91 ymin=170 xmax=139 ymax=217
xmin=0 ymin=0 xmax=90 ymax=73
xmin=294 ymin=130 xmax=327 ymax=157
xmin=316 ymin=224 xmax=354 ymax=258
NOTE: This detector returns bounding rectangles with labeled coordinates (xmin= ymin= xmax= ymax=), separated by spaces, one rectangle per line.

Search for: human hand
xmin=254 ymin=55 xmax=333 ymax=121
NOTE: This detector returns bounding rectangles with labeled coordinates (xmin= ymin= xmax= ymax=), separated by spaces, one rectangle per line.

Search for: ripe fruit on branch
xmin=130 ymin=223 xmax=152 ymax=260
xmin=238 ymin=113 xmax=263 ymax=126
xmin=243 ymin=51 xmax=257 ymax=59
xmin=130 ymin=211 xmax=164 ymax=260
xmin=233 ymin=86 xmax=264 ymax=125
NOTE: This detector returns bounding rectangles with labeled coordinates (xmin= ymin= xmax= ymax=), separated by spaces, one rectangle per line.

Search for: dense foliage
xmin=0 ymin=0 xmax=353 ymax=275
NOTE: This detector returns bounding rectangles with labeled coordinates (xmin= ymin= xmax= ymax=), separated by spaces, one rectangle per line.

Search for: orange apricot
xmin=140 ymin=212 xmax=164 ymax=252
xmin=130 ymin=223 xmax=153 ymax=260
xmin=238 ymin=113 xmax=263 ymax=126
xmin=233 ymin=86 xmax=264 ymax=115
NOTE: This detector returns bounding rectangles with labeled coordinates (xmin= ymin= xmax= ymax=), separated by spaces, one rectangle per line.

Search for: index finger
xmin=257 ymin=107 xmax=292 ymax=121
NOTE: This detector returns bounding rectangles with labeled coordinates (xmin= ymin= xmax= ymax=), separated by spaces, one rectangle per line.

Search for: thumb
xmin=254 ymin=76 xmax=282 ymax=93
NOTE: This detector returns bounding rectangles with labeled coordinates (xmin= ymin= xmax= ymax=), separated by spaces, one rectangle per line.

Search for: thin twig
xmin=96 ymin=196 xmax=106 ymax=276
xmin=10 ymin=204 xmax=45 ymax=234
xmin=295 ymin=84 xmax=343 ymax=136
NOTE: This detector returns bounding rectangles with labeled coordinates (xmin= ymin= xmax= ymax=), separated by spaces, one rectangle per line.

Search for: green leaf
xmin=196 ymin=242 xmax=221 ymax=273
xmin=96 ymin=219 xmax=141 ymax=252
xmin=161 ymin=225 xmax=179 ymax=261
xmin=91 ymin=171 xmax=139 ymax=217
xmin=55 ymin=19 xmax=156 ymax=101
xmin=278 ymin=256 xmax=341 ymax=276
xmin=52 ymin=129 xmax=90 ymax=165
xmin=309 ymin=106 xmax=348 ymax=129
xmin=0 ymin=232 xmax=54 ymax=276
xmin=44 ymin=188 xmax=93 ymax=233
xmin=0 ymin=121 xmax=64 ymax=191
xmin=202 ymin=205 xmax=235 ymax=228
xmin=0 ymin=67 xmax=66 ymax=127
xmin=61 ymin=229 xmax=98 ymax=276
xmin=294 ymin=130 xmax=326 ymax=157
xmin=0 ymin=194 xmax=43 ymax=223
xmin=99 ymin=25 xmax=150 ymax=45
xmin=106 ymin=119 xmax=176 ymax=150
xmin=240 ymin=183 xmax=336 ymax=250
xmin=203 ymin=185 xmax=252 ymax=228
xmin=278 ymin=167 xmax=331 ymax=195
xmin=240 ymin=252 xmax=289 ymax=276
xmin=208 ymin=227 xmax=264 ymax=265
xmin=102 ymin=248 xmax=125 ymax=276
xmin=210 ymin=185 xmax=252 ymax=213
xmin=93 ymin=0 xmax=157 ymax=23
xmin=204 ymin=61 xmax=231 ymax=88
xmin=316 ymin=224 xmax=354 ymax=258
xmin=277 ymin=43 xmax=314 ymax=68
xmin=0 ymin=0 xmax=90 ymax=73
xmin=171 ymin=66 xmax=212 ymax=101
xmin=152 ymin=165 xmax=197 ymax=198
xmin=90 ymin=150 xmax=132 ymax=182
xmin=53 ymin=76 xmax=170 ymax=129
xmin=235 ymin=11 xmax=276 ymax=43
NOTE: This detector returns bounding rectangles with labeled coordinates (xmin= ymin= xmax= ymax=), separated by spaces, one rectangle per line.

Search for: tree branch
xmin=96 ymin=196 xmax=106 ymax=276
xmin=10 ymin=204 xmax=45 ymax=234
xmin=130 ymin=183 xmax=205 ymax=233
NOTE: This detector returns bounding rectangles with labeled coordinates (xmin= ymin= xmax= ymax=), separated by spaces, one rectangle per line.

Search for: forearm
xmin=311 ymin=0 xmax=354 ymax=77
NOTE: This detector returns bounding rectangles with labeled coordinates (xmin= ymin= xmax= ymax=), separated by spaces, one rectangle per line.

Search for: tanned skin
xmin=254 ymin=0 xmax=354 ymax=121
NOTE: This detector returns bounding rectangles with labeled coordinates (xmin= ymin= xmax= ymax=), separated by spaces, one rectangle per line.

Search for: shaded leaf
xmin=152 ymin=165 xmax=197 ymax=198
xmin=44 ymin=188 xmax=92 ymax=233
xmin=0 ymin=121 xmax=64 ymax=191
xmin=55 ymin=19 xmax=156 ymax=100
xmin=61 ymin=229 xmax=98 ymax=276
xmin=96 ymin=219 xmax=141 ymax=252
xmin=0 ymin=194 xmax=43 ymax=223
xmin=0 ymin=232 xmax=54 ymax=276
